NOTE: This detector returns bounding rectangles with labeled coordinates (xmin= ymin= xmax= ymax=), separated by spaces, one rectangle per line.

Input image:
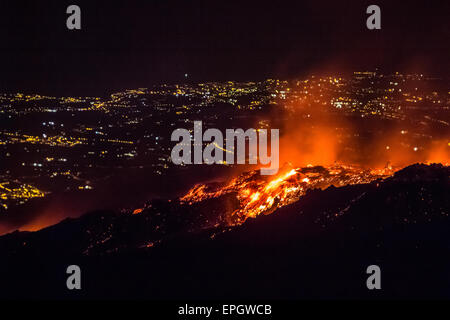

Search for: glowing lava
xmin=180 ymin=164 xmax=396 ymax=225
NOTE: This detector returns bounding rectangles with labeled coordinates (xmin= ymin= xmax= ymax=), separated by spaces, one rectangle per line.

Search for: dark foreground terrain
xmin=0 ymin=163 xmax=449 ymax=299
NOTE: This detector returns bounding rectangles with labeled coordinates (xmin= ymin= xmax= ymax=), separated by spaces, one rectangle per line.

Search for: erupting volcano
xmin=180 ymin=163 xmax=396 ymax=225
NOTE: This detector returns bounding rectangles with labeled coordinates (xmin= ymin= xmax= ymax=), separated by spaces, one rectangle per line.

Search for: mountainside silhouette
xmin=0 ymin=163 xmax=448 ymax=299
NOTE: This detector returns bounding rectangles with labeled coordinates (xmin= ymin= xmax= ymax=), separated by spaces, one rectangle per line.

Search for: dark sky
xmin=0 ymin=0 xmax=448 ymax=96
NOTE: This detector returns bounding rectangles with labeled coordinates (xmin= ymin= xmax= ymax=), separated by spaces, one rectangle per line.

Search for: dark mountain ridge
xmin=0 ymin=163 xmax=448 ymax=299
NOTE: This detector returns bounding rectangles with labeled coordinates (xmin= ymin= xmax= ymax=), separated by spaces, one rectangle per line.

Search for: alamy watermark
xmin=171 ymin=121 xmax=279 ymax=175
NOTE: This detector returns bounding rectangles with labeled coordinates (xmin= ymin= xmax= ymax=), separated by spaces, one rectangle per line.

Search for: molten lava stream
xmin=180 ymin=164 xmax=396 ymax=225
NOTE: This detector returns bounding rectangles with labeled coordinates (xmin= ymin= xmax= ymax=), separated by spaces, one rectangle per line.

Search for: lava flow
xmin=180 ymin=164 xmax=396 ymax=225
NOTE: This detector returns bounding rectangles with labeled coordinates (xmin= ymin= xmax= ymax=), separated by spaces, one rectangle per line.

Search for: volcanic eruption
xmin=180 ymin=164 xmax=396 ymax=225
xmin=176 ymin=88 xmax=448 ymax=227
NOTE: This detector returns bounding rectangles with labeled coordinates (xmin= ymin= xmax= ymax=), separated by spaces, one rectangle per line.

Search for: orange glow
xmin=425 ymin=140 xmax=450 ymax=165
xmin=180 ymin=164 xmax=396 ymax=225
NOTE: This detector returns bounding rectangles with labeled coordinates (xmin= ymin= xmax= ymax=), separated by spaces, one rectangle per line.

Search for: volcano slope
xmin=0 ymin=163 xmax=448 ymax=299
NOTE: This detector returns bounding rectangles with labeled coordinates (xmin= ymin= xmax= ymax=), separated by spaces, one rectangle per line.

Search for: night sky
xmin=0 ymin=0 xmax=448 ymax=96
